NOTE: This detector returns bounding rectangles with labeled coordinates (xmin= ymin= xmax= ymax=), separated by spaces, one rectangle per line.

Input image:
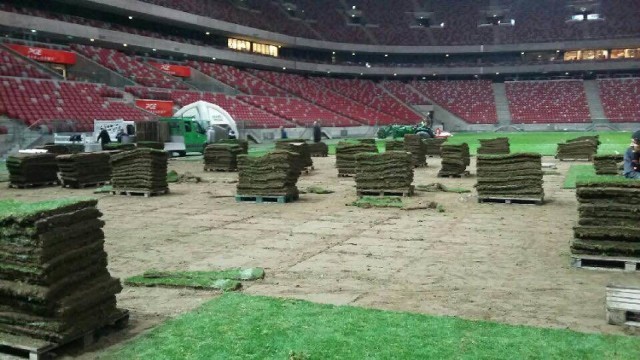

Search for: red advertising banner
xmin=136 ymin=99 xmax=174 ymax=117
xmin=148 ymin=62 xmax=191 ymax=78
xmin=8 ymin=44 xmax=77 ymax=65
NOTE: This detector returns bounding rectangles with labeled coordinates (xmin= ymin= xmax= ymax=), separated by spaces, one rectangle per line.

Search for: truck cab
xmin=161 ymin=117 xmax=207 ymax=156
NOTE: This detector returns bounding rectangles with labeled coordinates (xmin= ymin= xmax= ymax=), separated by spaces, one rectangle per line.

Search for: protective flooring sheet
xmin=0 ymin=199 xmax=123 ymax=342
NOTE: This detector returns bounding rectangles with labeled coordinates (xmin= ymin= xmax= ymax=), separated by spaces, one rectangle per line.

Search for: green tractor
xmin=377 ymin=124 xmax=435 ymax=139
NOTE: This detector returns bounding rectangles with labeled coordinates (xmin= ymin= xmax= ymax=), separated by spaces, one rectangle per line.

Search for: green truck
xmin=161 ymin=117 xmax=209 ymax=156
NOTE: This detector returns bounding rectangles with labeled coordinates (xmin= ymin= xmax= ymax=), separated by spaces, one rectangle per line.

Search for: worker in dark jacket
xmin=313 ymin=121 xmax=322 ymax=143
xmin=97 ymin=127 xmax=111 ymax=146
xmin=623 ymin=130 xmax=640 ymax=179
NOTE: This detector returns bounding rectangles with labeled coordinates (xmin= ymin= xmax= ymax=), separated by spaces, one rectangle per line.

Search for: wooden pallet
xmin=0 ymin=310 xmax=128 ymax=360
xmin=204 ymin=167 xmax=237 ymax=172
xmin=235 ymin=194 xmax=298 ymax=203
xmin=111 ymin=188 xmax=169 ymax=197
xmin=478 ymin=196 xmax=544 ymax=205
xmin=9 ymin=181 xmax=59 ymax=189
xmin=62 ymin=181 xmax=109 ymax=189
xmin=571 ymin=254 xmax=640 ymax=272
xmin=437 ymin=171 xmax=471 ymax=178
xmin=606 ymin=285 xmax=640 ymax=328
xmin=357 ymin=185 xmax=414 ymax=197
xmin=557 ymin=157 xmax=594 ymax=162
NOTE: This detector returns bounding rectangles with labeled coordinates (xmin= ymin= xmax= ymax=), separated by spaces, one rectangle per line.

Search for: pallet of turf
xmin=0 ymin=198 xmax=127 ymax=359
xmin=438 ymin=143 xmax=470 ymax=177
xmin=593 ymin=154 xmax=623 ymax=175
xmin=308 ymin=142 xmax=329 ymax=157
xmin=335 ymin=141 xmax=378 ymax=177
xmin=103 ymin=143 xmax=136 ymax=151
xmin=7 ymin=153 xmax=59 ymax=188
xmin=355 ymin=151 xmax=414 ymax=197
xmin=477 ymin=137 xmax=510 ymax=155
xmin=57 ymin=152 xmax=111 ymax=188
xmin=110 ymin=148 xmax=169 ymax=197
xmin=275 ymin=139 xmax=313 ymax=173
xmin=236 ymin=150 xmax=301 ymax=203
xmin=404 ymin=134 xmax=427 ymax=167
xmin=571 ymin=177 xmax=640 ymax=271
xmin=476 ymin=153 xmax=544 ymax=204
xmin=218 ymin=139 xmax=249 ymax=154
xmin=423 ymin=138 xmax=446 ymax=156
xmin=385 ymin=140 xmax=405 ymax=152
xmin=204 ymin=143 xmax=244 ymax=171
xmin=556 ymin=136 xmax=599 ymax=161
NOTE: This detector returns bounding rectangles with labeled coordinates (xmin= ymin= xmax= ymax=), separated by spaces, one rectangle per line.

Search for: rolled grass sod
xmin=124 ymin=268 xmax=265 ymax=291
xmin=104 ymin=293 xmax=640 ymax=360
xmin=563 ymin=164 xmax=597 ymax=189
xmin=349 ymin=196 xmax=404 ymax=209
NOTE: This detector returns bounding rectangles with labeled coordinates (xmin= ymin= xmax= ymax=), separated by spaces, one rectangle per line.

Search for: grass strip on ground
xmin=349 ymin=196 xmax=403 ymax=209
xmin=563 ymin=164 xmax=597 ymax=189
xmin=304 ymin=186 xmax=334 ymax=194
xmin=124 ymin=268 xmax=264 ymax=291
xmin=104 ymin=293 xmax=640 ymax=360
xmin=416 ymin=183 xmax=471 ymax=193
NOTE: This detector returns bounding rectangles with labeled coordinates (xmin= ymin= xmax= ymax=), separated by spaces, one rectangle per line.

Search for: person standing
xmin=280 ymin=126 xmax=288 ymax=139
xmin=623 ymin=130 xmax=640 ymax=179
xmin=97 ymin=127 xmax=111 ymax=147
xmin=313 ymin=121 xmax=322 ymax=143
xmin=206 ymin=125 xmax=216 ymax=145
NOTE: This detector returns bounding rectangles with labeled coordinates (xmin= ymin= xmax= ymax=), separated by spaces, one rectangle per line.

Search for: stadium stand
xmin=0 ymin=47 xmax=52 ymax=79
xmin=381 ymin=81 xmax=428 ymax=105
xmin=598 ymin=78 xmax=640 ymax=123
xmin=238 ymin=95 xmax=360 ymax=127
xmin=188 ymin=61 xmax=290 ymax=97
xmin=250 ymin=70 xmax=402 ymax=125
xmin=312 ymin=78 xmax=422 ymax=123
xmin=410 ymin=80 xmax=498 ymax=124
xmin=71 ymin=45 xmax=190 ymax=89
xmin=505 ymin=80 xmax=591 ymax=123
xmin=0 ymin=77 xmax=152 ymax=131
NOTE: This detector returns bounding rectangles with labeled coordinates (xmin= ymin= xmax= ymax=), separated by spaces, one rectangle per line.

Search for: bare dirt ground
xmin=2 ymin=154 xmax=639 ymax=358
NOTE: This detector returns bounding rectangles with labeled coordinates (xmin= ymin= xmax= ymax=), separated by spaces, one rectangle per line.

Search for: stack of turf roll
xmin=41 ymin=144 xmax=71 ymax=155
xmin=203 ymin=143 xmax=244 ymax=171
xmin=219 ymin=139 xmax=249 ymax=154
xmin=237 ymin=150 xmax=301 ymax=199
xmin=358 ymin=139 xmax=377 ymax=146
xmin=336 ymin=141 xmax=378 ymax=176
xmin=556 ymin=136 xmax=599 ymax=160
xmin=110 ymin=148 xmax=168 ymax=195
xmin=355 ymin=151 xmax=413 ymax=194
xmin=7 ymin=153 xmax=59 ymax=187
xmin=477 ymin=137 xmax=510 ymax=155
xmin=476 ymin=153 xmax=544 ymax=201
xmin=462 ymin=143 xmax=471 ymax=167
xmin=308 ymin=142 xmax=329 ymax=157
xmin=593 ymin=154 xmax=623 ymax=175
xmin=385 ymin=140 xmax=405 ymax=151
xmin=438 ymin=144 xmax=469 ymax=177
xmin=423 ymin=138 xmax=447 ymax=156
xmin=103 ymin=143 xmax=136 ymax=151
xmin=572 ymin=177 xmax=640 ymax=257
xmin=57 ymin=152 xmax=111 ymax=188
xmin=0 ymin=198 xmax=125 ymax=342
xmin=404 ymin=134 xmax=426 ymax=167
xmin=135 ymin=141 xmax=164 ymax=150
xmin=275 ymin=139 xmax=313 ymax=172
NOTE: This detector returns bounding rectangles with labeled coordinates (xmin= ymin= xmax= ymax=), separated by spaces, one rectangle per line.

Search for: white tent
xmin=173 ymin=100 xmax=239 ymax=136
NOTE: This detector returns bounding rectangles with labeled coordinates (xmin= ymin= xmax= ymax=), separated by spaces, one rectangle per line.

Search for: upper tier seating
xmin=237 ymin=95 xmax=360 ymax=127
xmin=505 ymin=80 xmax=591 ymax=123
xmin=312 ymin=78 xmax=422 ymax=123
xmin=189 ymin=61 xmax=290 ymax=97
xmin=411 ymin=80 xmax=498 ymax=124
xmin=598 ymin=78 xmax=640 ymax=123
xmin=0 ymin=47 xmax=51 ymax=79
xmin=250 ymin=70 xmax=401 ymax=125
xmin=0 ymin=77 xmax=152 ymax=131
xmin=71 ymin=45 xmax=190 ymax=89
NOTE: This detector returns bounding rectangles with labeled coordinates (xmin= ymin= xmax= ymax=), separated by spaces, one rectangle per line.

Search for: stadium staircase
xmin=492 ymin=83 xmax=512 ymax=125
xmin=583 ymin=80 xmax=607 ymax=122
